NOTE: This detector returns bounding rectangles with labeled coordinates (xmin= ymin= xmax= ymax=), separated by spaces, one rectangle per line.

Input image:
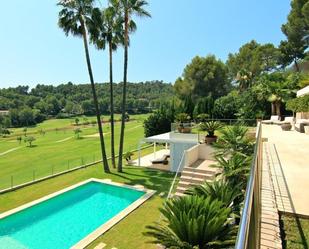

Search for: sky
xmin=0 ymin=0 xmax=291 ymax=88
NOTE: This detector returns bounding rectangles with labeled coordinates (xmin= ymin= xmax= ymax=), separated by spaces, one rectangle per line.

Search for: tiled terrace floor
xmin=262 ymin=124 xmax=309 ymax=217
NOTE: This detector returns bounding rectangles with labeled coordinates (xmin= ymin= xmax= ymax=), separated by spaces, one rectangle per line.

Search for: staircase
xmin=174 ymin=160 xmax=218 ymax=197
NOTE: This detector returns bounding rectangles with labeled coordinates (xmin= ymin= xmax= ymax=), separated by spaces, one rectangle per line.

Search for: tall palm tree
xmin=90 ymin=2 xmax=124 ymax=169
xmin=58 ymin=0 xmax=110 ymax=173
xmin=117 ymin=0 xmax=151 ymax=172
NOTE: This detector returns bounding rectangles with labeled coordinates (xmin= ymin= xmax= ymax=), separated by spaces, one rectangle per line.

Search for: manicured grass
xmin=0 ymin=164 xmax=175 ymax=249
xmin=0 ymin=114 xmax=149 ymax=190
xmin=6 ymin=114 xmax=149 ymax=136
xmin=281 ymin=215 xmax=309 ymax=249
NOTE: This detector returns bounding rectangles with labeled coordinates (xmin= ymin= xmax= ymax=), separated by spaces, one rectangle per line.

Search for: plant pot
xmin=305 ymin=125 xmax=309 ymax=135
xmin=281 ymin=123 xmax=292 ymax=131
xmin=205 ymin=136 xmax=217 ymax=144
xmin=182 ymin=127 xmax=192 ymax=133
xmin=256 ymin=118 xmax=262 ymax=125
xmin=177 ymin=126 xmax=191 ymax=133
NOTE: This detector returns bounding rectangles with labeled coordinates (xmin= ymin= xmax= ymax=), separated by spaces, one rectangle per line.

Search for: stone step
xmin=179 ymin=176 xmax=207 ymax=185
xmin=174 ymin=192 xmax=186 ymax=197
xmin=177 ymin=180 xmax=199 ymax=189
xmin=181 ymin=171 xmax=215 ymax=179
xmin=182 ymin=166 xmax=217 ymax=175
xmin=175 ymin=186 xmax=187 ymax=193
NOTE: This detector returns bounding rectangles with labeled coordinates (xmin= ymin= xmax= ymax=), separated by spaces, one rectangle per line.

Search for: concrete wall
xmin=170 ymin=142 xmax=197 ymax=172
xmin=198 ymin=144 xmax=216 ymax=160
xmin=183 ymin=145 xmax=199 ymax=168
xmin=296 ymin=112 xmax=309 ymax=119
xmin=179 ymin=144 xmax=216 ymax=171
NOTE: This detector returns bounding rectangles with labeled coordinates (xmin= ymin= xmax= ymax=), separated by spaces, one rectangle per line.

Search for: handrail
xmin=156 ymin=150 xmax=186 ymax=223
xmin=166 ymin=151 xmax=186 ymax=200
xmin=235 ymin=122 xmax=262 ymax=249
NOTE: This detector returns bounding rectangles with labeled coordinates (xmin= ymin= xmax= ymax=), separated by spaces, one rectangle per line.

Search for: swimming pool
xmin=0 ymin=179 xmax=155 ymax=249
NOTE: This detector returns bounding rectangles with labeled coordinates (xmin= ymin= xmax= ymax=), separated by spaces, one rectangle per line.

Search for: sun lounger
xmin=151 ymin=155 xmax=169 ymax=165
xmin=273 ymin=116 xmax=294 ymax=125
xmin=295 ymin=119 xmax=309 ymax=133
xmin=262 ymin=115 xmax=280 ymax=124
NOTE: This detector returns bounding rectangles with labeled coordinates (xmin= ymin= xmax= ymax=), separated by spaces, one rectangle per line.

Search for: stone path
xmin=54 ymin=136 xmax=73 ymax=143
xmin=0 ymin=147 xmax=21 ymax=157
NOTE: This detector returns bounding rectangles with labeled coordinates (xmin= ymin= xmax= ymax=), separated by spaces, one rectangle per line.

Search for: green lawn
xmin=0 ymin=164 xmax=175 ymax=249
xmin=0 ymin=112 xmax=175 ymax=249
xmin=281 ymin=215 xmax=309 ymax=249
xmin=0 ymin=114 xmax=149 ymax=190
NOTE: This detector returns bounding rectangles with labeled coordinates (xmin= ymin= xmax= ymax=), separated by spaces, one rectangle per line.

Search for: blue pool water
xmin=0 ymin=181 xmax=145 ymax=249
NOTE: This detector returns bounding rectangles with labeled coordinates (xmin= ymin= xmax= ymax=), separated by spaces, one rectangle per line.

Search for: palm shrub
xmin=185 ymin=179 xmax=242 ymax=209
xmin=145 ymin=196 xmax=237 ymax=249
xmin=199 ymin=121 xmax=222 ymax=137
xmin=213 ymin=124 xmax=254 ymax=157
xmin=176 ymin=113 xmax=191 ymax=133
xmin=199 ymin=121 xmax=222 ymax=144
xmin=215 ymin=154 xmax=251 ymax=224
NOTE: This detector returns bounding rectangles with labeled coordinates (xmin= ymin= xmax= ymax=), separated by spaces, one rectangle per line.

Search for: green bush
xmin=286 ymin=95 xmax=309 ymax=112
xmin=145 ymin=196 xmax=236 ymax=249
xmin=144 ymin=110 xmax=173 ymax=137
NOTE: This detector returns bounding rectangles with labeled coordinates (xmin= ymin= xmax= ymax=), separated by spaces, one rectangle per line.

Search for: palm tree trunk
xmin=118 ymin=11 xmax=129 ymax=173
xmin=271 ymin=102 xmax=275 ymax=115
xmin=275 ymin=101 xmax=281 ymax=117
xmin=294 ymin=59 xmax=300 ymax=72
xmin=80 ymin=17 xmax=110 ymax=173
xmin=109 ymin=41 xmax=116 ymax=169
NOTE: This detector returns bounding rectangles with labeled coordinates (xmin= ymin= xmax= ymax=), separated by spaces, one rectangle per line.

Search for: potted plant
xmin=281 ymin=123 xmax=292 ymax=131
xmin=195 ymin=113 xmax=210 ymax=123
xmin=124 ymin=151 xmax=134 ymax=165
xmin=175 ymin=113 xmax=191 ymax=133
xmin=255 ymin=111 xmax=265 ymax=124
xmin=199 ymin=121 xmax=223 ymax=144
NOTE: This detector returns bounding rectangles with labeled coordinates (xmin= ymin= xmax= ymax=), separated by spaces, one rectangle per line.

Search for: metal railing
xmin=0 ymin=145 xmax=153 ymax=194
xmin=235 ymin=122 xmax=263 ymax=249
xmin=171 ymin=119 xmax=257 ymax=134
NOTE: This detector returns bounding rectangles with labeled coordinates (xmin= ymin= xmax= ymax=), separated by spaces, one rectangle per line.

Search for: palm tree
xmin=185 ymin=179 xmax=242 ymax=209
xmin=58 ymin=0 xmax=110 ymax=173
xmin=145 ymin=196 xmax=237 ymax=249
xmin=236 ymin=69 xmax=253 ymax=92
xmin=215 ymin=154 xmax=251 ymax=224
xmin=213 ymin=124 xmax=254 ymax=157
xmin=117 ymin=0 xmax=151 ymax=172
xmin=89 ymin=2 xmax=124 ymax=169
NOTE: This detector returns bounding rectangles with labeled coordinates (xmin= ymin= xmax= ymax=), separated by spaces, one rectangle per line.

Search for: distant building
xmin=0 ymin=110 xmax=9 ymax=116
xmin=297 ymin=85 xmax=309 ymax=97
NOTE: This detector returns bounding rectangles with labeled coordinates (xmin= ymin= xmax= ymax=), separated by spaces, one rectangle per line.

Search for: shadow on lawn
xmin=109 ymin=167 xmax=175 ymax=195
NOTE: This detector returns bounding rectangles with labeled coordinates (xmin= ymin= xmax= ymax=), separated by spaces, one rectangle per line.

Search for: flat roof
xmin=143 ymin=132 xmax=199 ymax=144
xmin=297 ymin=85 xmax=309 ymax=97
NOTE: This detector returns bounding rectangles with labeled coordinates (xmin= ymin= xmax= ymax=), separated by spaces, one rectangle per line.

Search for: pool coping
xmin=0 ymin=178 xmax=156 ymax=249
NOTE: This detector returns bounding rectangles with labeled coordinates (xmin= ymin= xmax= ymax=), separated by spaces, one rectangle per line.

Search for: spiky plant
xmin=185 ymin=179 xmax=242 ymax=209
xmin=213 ymin=124 xmax=254 ymax=156
xmin=215 ymin=154 xmax=252 ymax=224
xmin=199 ymin=121 xmax=223 ymax=137
xmin=145 ymin=196 xmax=237 ymax=249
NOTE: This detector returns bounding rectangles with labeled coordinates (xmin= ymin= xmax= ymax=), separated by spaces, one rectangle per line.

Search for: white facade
xmin=297 ymin=85 xmax=309 ymax=97
xmin=140 ymin=132 xmax=200 ymax=172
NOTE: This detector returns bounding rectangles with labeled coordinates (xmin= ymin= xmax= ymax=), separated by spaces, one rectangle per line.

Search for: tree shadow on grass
xmin=109 ymin=167 xmax=175 ymax=195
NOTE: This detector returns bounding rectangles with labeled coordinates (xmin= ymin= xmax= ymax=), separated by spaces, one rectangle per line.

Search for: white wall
xmin=170 ymin=142 xmax=197 ymax=172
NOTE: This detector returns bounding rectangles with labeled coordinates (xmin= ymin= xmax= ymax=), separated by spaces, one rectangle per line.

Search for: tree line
xmin=144 ymin=0 xmax=309 ymax=137
xmin=0 ymin=81 xmax=173 ymax=127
